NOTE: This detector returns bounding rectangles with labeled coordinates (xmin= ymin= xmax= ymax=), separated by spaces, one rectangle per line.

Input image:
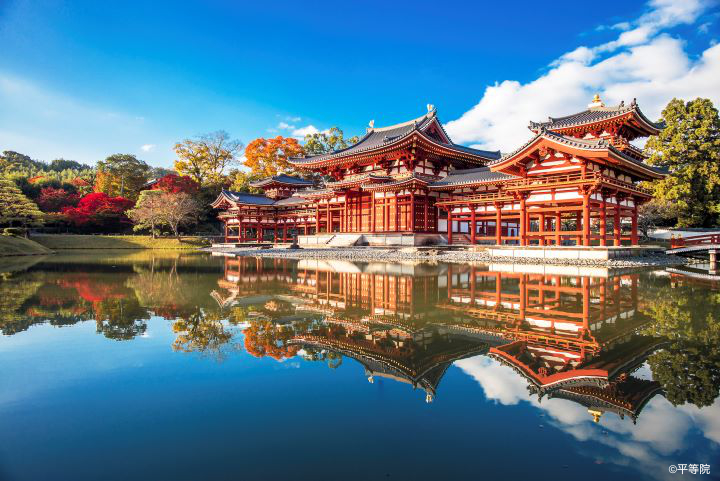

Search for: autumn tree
xmin=150 ymin=173 xmax=200 ymax=194
xmin=0 ymin=178 xmax=44 ymax=228
xmin=127 ymin=190 xmax=165 ymax=238
xmin=62 ymin=192 xmax=134 ymax=231
xmin=645 ymin=98 xmax=720 ymax=227
xmin=36 ymin=186 xmax=80 ymax=212
xmin=225 ymin=169 xmax=261 ymax=193
xmin=157 ymin=191 xmax=202 ymax=237
xmin=243 ymin=136 xmax=304 ymax=178
xmin=94 ymin=154 xmax=151 ymax=201
xmin=303 ymin=127 xmax=360 ymax=155
xmin=174 ymin=131 xmax=243 ymax=186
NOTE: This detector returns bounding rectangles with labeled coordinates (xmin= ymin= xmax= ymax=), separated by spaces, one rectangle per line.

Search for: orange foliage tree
xmin=243 ymin=136 xmax=304 ymax=178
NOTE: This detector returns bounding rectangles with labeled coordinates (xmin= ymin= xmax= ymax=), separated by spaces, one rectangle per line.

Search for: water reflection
xmin=1 ymin=252 xmax=718 ymax=479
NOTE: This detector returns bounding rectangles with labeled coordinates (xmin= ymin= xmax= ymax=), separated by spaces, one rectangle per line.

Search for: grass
xmin=0 ymin=235 xmax=53 ymax=257
xmin=32 ymin=234 xmax=211 ymax=250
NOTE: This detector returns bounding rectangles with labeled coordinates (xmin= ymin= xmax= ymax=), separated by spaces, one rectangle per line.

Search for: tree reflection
xmin=171 ymin=307 xmax=237 ymax=359
xmin=641 ymin=276 xmax=720 ymax=407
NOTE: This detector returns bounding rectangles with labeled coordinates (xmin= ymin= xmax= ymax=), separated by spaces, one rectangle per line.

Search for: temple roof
xmin=491 ymin=130 xmax=667 ymax=179
xmin=213 ymin=190 xmax=276 ymax=206
xmin=529 ymin=99 xmax=663 ymax=136
xmin=288 ymin=109 xmax=501 ymax=168
xmin=273 ymin=194 xmax=310 ymax=206
xmin=249 ymin=174 xmax=314 ymax=188
xmin=430 ymin=167 xmax=517 ymax=188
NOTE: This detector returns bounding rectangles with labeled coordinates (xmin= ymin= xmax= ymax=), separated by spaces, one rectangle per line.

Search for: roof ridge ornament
xmin=588 ymin=93 xmax=604 ymax=109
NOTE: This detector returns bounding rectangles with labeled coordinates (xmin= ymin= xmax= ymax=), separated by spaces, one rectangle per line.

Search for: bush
xmin=3 ymin=227 xmax=26 ymax=236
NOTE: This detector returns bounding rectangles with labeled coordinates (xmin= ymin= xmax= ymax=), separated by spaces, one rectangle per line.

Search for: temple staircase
xmin=327 ymin=234 xmax=362 ymax=247
xmin=451 ymin=234 xmax=473 ymax=246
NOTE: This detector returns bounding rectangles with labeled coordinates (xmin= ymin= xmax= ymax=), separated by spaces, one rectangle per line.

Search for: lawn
xmin=0 ymin=235 xmax=54 ymax=256
xmin=32 ymin=234 xmax=211 ymax=250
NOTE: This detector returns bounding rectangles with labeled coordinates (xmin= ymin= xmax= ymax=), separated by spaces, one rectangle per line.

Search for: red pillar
xmin=495 ymin=202 xmax=502 ymax=245
xmin=631 ymin=200 xmax=639 ymax=245
xmin=410 ymin=191 xmax=416 ymax=233
xmin=519 ymin=196 xmax=527 ymax=246
xmin=600 ymin=194 xmax=607 ymax=246
xmin=470 ymin=205 xmax=476 ymax=245
xmin=614 ymin=200 xmax=621 ymax=246
xmin=423 ymin=195 xmax=429 ymax=232
xmin=448 ymin=209 xmax=453 ymax=244
xmin=582 ymin=192 xmax=591 ymax=246
xmin=370 ymin=193 xmax=376 ymax=233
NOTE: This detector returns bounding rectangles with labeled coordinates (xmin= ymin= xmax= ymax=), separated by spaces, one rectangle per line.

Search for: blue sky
xmin=0 ymin=0 xmax=718 ymax=168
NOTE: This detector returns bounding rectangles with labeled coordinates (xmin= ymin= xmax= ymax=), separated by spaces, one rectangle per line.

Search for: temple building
xmin=212 ymin=96 xmax=665 ymax=246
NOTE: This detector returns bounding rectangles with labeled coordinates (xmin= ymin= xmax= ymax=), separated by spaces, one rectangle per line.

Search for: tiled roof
xmin=430 ymin=167 xmax=517 ymax=187
xmin=362 ymin=173 xmax=436 ymax=190
xmin=221 ymin=190 xmax=276 ymax=205
xmin=249 ymin=174 xmax=314 ymax=188
xmin=289 ymin=110 xmax=501 ymax=166
xmin=493 ymin=130 xmax=666 ymax=175
xmin=529 ymin=102 xmax=663 ymax=132
xmin=273 ymin=195 xmax=310 ymax=206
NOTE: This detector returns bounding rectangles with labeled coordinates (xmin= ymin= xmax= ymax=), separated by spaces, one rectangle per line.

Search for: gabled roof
xmin=288 ymin=109 xmax=501 ymax=168
xmin=211 ymin=190 xmax=276 ymax=208
xmin=430 ymin=167 xmax=517 ymax=189
xmin=273 ymin=194 xmax=311 ymax=206
xmin=529 ymin=99 xmax=663 ymax=136
xmin=490 ymin=130 xmax=666 ymax=179
xmin=249 ymin=174 xmax=314 ymax=188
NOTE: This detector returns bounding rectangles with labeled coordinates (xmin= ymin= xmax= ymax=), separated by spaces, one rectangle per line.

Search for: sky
xmin=0 ymin=0 xmax=718 ymax=169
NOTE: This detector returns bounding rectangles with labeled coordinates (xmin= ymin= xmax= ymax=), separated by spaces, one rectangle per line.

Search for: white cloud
xmin=445 ymin=0 xmax=719 ymax=152
xmin=277 ymin=121 xmax=295 ymax=130
xmin=292 ymin=124 xmax=331 ymax=139
xmin=140 ymin=144 xmax=155 ymax=152
xmin=455 ymin=356 xmax=720 ymax=480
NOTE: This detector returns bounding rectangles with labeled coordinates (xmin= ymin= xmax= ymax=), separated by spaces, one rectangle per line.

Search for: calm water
xmin=1 ymin=252 xmax=718 ymax=481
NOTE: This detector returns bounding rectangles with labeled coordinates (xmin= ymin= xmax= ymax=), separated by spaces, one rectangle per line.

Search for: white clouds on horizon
xmin=445 ymin=0 xmax=720 ymax=152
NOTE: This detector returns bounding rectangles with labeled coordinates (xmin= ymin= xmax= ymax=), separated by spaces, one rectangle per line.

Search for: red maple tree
xmin=62 ymin=192 xmax=133 ymax=230
xmin=151 ymin=174 xmax=200 ymax=194
xmin=36 ymin=186 xmax=80 ymax=212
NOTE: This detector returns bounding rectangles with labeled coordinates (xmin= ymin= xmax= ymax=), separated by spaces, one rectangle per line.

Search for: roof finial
xmin=588 ymin=93 xmax=604 ymax=109
xmin=368 ymin=119 xmax=375 ymax=129
xmin=427 ymin=103 xmax=435 ymax=113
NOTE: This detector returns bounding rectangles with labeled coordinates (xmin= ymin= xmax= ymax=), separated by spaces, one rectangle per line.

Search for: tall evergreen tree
xmin=0 ymin=178 xmax=44 ymax=228
xmin=645 ymin=98 xmax=720 ymax=227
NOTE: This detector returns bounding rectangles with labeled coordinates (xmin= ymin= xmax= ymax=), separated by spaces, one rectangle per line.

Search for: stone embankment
xmin=207 ymin=246 xmax=688 ymax=268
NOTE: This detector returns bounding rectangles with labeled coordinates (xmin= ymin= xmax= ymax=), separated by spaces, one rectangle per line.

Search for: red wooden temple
xmin=212 ymin=96 xmax=665 ymax=246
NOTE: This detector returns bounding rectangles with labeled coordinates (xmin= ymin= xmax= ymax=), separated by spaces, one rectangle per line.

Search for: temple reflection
xmin=214 ymin=257 xmax=665 ymax=421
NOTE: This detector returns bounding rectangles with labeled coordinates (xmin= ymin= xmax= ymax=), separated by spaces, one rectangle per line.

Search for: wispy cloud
xmin=446 ymin=0 xmax=720 ymax=151
xmin=140 ymin=144 xmax=155 ymax=152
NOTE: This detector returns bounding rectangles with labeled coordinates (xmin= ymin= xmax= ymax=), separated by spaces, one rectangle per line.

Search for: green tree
xmin=303 ymin=127 xmax=359 ymax=155
xmin=127 ymin=190 xmax=166 ymax=238
xmin=0 ymin=178 xmax=44 ymax=228
xmin=174 ymin=131 xmax=243 ymax=186
xmin=95 ymin=154 xmax=151 ymax=200
xmin=645 ymin=98 xmax=720 ymax=227
xmin=0 ymin=151 xmax=42 ymax=172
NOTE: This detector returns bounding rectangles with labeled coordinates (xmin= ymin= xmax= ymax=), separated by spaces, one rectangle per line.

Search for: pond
xmin=1 ymin=251 xmax=718 ymax=481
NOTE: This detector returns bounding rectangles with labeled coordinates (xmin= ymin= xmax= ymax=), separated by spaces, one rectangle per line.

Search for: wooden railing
xmin=437 ymin=172 xmax=650 ymax=207
xmin=670 ymin=233 xmax=720 ymax=249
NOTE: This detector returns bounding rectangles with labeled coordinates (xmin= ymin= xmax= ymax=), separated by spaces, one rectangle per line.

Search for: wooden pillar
xmin=495 ymin=202 xmax=502 ymax=245
xmin=600 ymin=195 xmax=607 ymax=246
xmin=519 ymin=196 xmax=527 ymax=246
xmin=315 ymin=207 xmax=320 ymax=234
xmin=384 ymin=197 xmax=389 ymax=232
xmin=631 ymin=200 xmax=639 ymax=245
xmin=575 ymin=211 xmax=582 ymax=245
xmin=224 ymin=222 xmax=228 ymax=242
xmin=448 ymin=209 xmax=453 ymax=244
xmin=257 ymin=224 xmax=262 ymax=242
xmin=326 ymin=202 xmax=331 ymax=233
xmin=582 ymin=192 xmax=591 ymax=246
xmin=614 ymin=200 xmax=621 ymax=246
xmin=555 ymin=213 xmax=561 ymax=246
xmin=539 ymin=213 xmax=546 ymax=246
xmin=370 ymin=193 xmax=376 ymax=233
xmin=394 ymin=193 xmax=400 ymax=232
xmin=470 ymin=205 xmax=476 ymax=244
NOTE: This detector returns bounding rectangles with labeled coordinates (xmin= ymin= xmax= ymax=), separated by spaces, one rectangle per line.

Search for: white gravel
xmin=206 ymin=246 xmax=690 ymax=268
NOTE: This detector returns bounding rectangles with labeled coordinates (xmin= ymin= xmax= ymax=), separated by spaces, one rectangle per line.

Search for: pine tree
xmin=645 ymin=98 xmax=720 ymax=227
xmin=0 ymin=178 xmax=44 ymax=228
